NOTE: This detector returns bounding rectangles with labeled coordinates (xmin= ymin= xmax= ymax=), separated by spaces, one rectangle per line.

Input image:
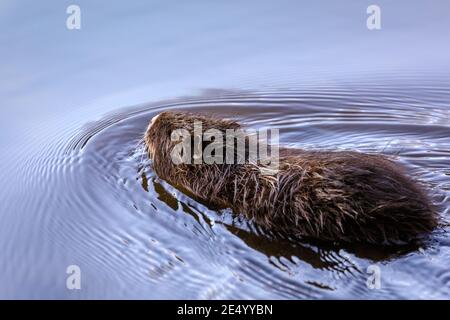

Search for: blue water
xmin=0 ymin=1 xmax=449 ymax=299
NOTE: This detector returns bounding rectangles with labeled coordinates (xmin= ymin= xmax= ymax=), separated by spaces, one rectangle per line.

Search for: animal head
xmin=145 ymin=111 xmax=241 ymax=164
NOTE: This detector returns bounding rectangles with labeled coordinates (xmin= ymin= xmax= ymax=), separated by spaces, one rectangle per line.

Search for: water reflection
xmin=67 ymin=84 xmax=448 ymax=299
xmin=2 ymin=1 xmax=450 ymax=298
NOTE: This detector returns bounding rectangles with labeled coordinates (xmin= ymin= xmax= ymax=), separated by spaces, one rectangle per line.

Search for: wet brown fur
xmin=145 ymin=111 xmax=438 ymax=244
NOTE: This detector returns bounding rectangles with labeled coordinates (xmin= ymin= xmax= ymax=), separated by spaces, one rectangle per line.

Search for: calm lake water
xmin=1 ymin=1 xmax=449 ymax=299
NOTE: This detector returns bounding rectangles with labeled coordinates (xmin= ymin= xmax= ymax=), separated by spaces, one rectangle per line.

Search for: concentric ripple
xmin=7 ymin=76 xmax=450 ymax=299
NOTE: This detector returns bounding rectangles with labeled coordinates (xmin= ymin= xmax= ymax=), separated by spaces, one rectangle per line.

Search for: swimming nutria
xmin=145 ymin=111 xmax=437 ymax=244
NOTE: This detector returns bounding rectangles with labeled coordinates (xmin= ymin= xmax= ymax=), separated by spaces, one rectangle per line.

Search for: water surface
xmin=0 ymin=1 xmax=449 ymax=299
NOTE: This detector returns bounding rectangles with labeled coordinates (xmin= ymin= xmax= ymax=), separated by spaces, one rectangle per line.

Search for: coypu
xmin=145 ymin=111 xmax=438 ymax=244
